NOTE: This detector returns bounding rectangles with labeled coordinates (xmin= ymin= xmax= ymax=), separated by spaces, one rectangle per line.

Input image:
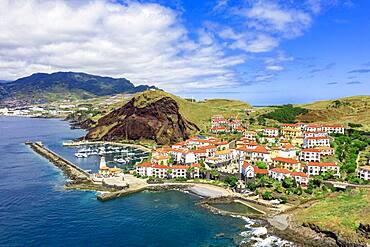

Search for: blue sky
xmin=0 ymin=0 xmax=369 ymax=105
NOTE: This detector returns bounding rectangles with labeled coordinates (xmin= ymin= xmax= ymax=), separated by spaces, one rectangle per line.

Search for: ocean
xmin=0 ymin=116 xmax=292 ymax=247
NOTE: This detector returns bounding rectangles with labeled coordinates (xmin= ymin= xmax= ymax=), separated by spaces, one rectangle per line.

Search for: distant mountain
xmin=0 ymin=72 xmax=157 ymax=104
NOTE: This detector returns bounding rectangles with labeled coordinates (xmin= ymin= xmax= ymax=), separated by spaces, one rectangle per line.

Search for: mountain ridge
xmin=0 ymin=71 xmax=157 ymax=104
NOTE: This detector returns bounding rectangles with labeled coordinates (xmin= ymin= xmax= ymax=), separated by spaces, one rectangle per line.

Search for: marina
xmin=67 ymin=141 xmax=150 ymax=171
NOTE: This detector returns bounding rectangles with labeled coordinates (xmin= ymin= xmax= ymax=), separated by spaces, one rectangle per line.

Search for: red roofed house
xmin=241 ymin=162 xmax=268 ymax=179
xmin=236 ymin=145 xmax=271 ymax=163
xmin=321 ymin=124 xmax=345 ymax=134
xmin=306 ymin=162 xmax=340 ymax=176
xmin=299 ymin=148 xmax=321 ymax=162
xmin=243 ymin=131 xmax=257 ymax=140
xmin=135 ymin=162 xmax=200 ymax=179
xmin=358 ymin=166 xmax=370 ymax=181
xmin=291 ymin=172 xmax=309 ymax=185
xmin=272 ymin=157 xmax=302 ymax=171
xmin=303 ymin=136 xmax=330 ymax=148
xmin=263 ymin=127 xmax=279 ymax=137
xmin=269 ymin=168 xmax=291 ymax=181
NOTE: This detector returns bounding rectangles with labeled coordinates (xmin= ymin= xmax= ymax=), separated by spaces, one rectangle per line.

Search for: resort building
xmin=299 ymin=148 xmax=321 ymax=162
xmin=263 ymin=127 xmax=279 ymax=137
xmin=272 ymin=157 xmax=302 ymax=171
xmin=316 ymin=146 xmax=335 ymax=156
xmin=304 ymin=124 xmax=323 ymax=132
xmin=210 ymin=126 xmax=229 ymax=134
xmin=243 ymin=131 xmax=257 ymax=140
xmin=281 ymin=128 xmax=303 ymax=138
xmin=357 ymin=166 xmax=370 ymax=181
xmin=321 ymin=124 xmax=345 ymax=134
xmin=269 ymin=168 xmax=291 ymax=181
xmin=135 ymin=162 xmax=200 ymax=179
xmin=290 ymin=172 xmax=309 ymax=185
xmin=303 ymin=136 xmax=330 ymax=148
xmin=236 ymin=145 xmax=271 ymax=163
xmin=306 ymin=162 xmax=340 ymax=176
xmin=303 ymin=131 xmax=328 ymax=138
xmin=151 ymin=155 xmax=169 ymax=166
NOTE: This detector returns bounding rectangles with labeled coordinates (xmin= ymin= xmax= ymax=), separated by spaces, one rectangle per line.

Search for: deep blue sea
xmin=0 ymin=117 xmax=292 ymax=247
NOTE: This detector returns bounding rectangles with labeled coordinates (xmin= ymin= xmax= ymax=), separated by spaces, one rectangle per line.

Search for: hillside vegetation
xmin=293 ymin=189 xmax=370 ymax=245
xmin=0 ymin=71 xmax=155 ymax=104
xmin=128 ymin=90 xmax=251 ymax=131
xmin=297 ymin=96 xmax=370 ymax=131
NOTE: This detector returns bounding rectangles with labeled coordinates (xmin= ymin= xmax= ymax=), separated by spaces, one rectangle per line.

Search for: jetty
xmin=26 ymin=141 xmax=91 ymax=181
xmin=62 ymin=140 xmax=151 ymax=152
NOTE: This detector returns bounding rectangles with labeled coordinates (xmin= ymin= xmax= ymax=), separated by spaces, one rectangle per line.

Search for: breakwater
xmin=26 ymin=141 xmax=91 ymax=181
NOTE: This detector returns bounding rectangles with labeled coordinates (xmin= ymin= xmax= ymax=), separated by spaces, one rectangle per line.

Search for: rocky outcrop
xmin=86 ymin=94 xmax=199 ymax=145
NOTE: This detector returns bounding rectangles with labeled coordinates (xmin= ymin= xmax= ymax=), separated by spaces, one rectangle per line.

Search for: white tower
xmin=99 ymin=155 xmax=107 ymax=169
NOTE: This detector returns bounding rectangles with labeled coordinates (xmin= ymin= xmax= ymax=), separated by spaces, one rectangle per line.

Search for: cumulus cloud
xmin=0 ymin=0 xmax=245 ymax=91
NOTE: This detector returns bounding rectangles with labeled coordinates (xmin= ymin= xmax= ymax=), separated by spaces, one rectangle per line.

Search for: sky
xmin=0 ymin=0 xmax=369 ymax=105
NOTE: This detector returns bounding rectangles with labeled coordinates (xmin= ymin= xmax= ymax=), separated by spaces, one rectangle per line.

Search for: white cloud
xmin=0 ymin=0 xmax=245 ymax=91
xmin=243 ymin=1 xmax=312 ymax=38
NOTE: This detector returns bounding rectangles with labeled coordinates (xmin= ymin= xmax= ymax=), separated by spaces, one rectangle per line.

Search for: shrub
xmin=262 ymin=191 xmax=273 ymax=200
xmin=262 ymin=104 xmax=308 ymax=123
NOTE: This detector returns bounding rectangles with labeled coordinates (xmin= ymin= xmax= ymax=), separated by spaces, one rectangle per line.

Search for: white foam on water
xmin=232 ymin=215 xmax=295 ymax=247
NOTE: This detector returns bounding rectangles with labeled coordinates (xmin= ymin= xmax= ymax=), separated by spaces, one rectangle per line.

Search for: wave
xmin=232 ymin=215 xmax=294 ymax=247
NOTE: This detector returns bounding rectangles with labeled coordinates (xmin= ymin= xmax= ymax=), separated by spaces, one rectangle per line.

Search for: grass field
xmin=293 ymin=188 xmax=370 ymax=242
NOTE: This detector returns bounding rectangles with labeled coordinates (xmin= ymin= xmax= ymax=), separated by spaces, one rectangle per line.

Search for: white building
xmin=263 ymin=128 xmax=279 ymax=137
xmin=299 ymin=148 xmax=321 ymax=162
xmin=290 ymin=172 xmax=309 ymax=185
xmin=321 ymin=124 xmax=345 ymax=134
xmin=357 ymin=166 xmax=370 ymax=181
xmin=269 ymin=168 xmax=291 ymax=181
xmin=306 ymin=162 xmax=340 ymax=176
xmin=303 ymin=137 xmax=330 ymax=148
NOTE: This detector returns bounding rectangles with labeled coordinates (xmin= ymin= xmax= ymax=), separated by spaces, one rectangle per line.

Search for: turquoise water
xmin=0 ymin=117 xmax=247 ymax=246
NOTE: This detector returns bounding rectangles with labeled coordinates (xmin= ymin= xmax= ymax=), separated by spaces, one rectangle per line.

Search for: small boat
xmin=115 ymin=158 xmax=127 ymax=164
xmin=75 ymin=152 xmax=88 ymax=158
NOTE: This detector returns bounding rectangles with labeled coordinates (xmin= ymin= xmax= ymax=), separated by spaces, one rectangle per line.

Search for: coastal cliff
xmin=86 ymin=90 xmax=200 ymax=145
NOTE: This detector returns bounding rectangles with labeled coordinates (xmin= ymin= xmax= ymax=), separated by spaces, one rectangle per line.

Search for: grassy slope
xmin=130 ymin=90 xmax=251 ymax=131
xmin=293 ymin=189 xmax=370 ymax=243
xmin=296 ymin=95 xmax=370 ymax=131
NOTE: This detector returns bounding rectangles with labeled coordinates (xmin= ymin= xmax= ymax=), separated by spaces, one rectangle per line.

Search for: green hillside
xmin=129 ymin=90 xmax=251 ymax=131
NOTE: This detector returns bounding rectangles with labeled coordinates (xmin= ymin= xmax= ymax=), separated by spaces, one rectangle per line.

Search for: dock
xmin=26 ymin=141 xmax=91 ymax=181
xmin=62 ymin=140 xmax=151 ymax=152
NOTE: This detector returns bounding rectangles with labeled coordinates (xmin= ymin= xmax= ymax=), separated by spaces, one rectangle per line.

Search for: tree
xmin=249 ymin=117 xmax=255 ymax=125
xmin=282 ymin=177 xmax=296 ymax=189
xmin=223 ymin=176 xmax=238 ymax=188
xmin=186 ymin=167 xmax=195 ymax=179
xmin=262 ymin=191 xmax=273 ymax=200
xmin=166 ymin=169 xmax=173 ymax=179
xmin=255 ymin=161 xmax=268 ymax=169
xmin=257 ymin=116 xmax=266 ymax=126
xmin=210 ymin=170 xmax=220 ymax=180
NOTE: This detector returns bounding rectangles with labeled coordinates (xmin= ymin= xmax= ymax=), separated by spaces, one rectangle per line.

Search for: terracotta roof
xmin=271 ymin=168 xmax=291 ymax=174
xmin=135 ymin=162 xmax=153 ymax=167
xmin=272 ymin=157 xmax=299 ymax=164
xmin=291 ymin=171 xmax=308 ymax=177
xmin=301 ymin=148 xmax=321 ymax=153
xmin=306 ymin=136 xmax=329 ymax=140
xmin=307 ymin=162 xmax=338 ymax=167
xmin=215 ymin=149 xmax=233 ymax=155
xmin=236 ymin=145 xmax=269 ymax=154
xmin=359 ymin=166 xmax=370 ymax=171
